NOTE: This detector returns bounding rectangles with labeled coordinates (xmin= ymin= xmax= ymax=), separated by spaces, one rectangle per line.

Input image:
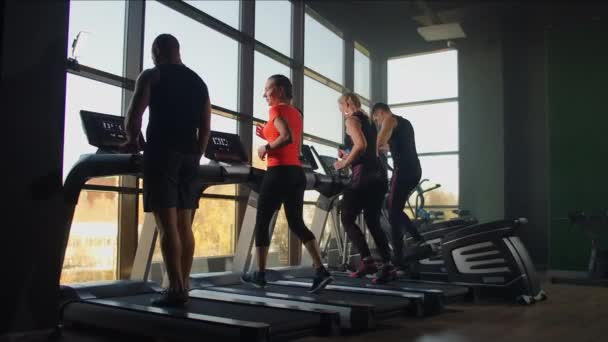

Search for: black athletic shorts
xmin=143 ymin=148 xmax=202 ymax=212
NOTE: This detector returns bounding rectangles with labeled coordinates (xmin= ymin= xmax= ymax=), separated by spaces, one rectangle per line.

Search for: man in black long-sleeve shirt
xmin=122 ymin=34 xmax=211 ymax=307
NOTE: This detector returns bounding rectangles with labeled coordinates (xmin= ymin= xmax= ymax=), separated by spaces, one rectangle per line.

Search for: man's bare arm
xmin=376 ymin=116 xmax=397 ymax=156
xmin=198 ymin=97 xmax=212 ymax=155
xmin=124 ymin=69 xmax=153 ymax=145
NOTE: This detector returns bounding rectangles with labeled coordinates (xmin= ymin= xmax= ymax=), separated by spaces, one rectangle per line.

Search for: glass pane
xmin=417 ymin=155 xmax=459 ymax=206
xmin=68 ymin=0 xmax=125 ymax=75
xmin=145 ymin=1 xmax=239 ymax=110
xmin=63 ymin=74 xmax=123 ymax=181
xmin=268 ymin=208 xmax=289 ymax=267
xmin=61 ymin=190 xmax=118 ymax=283
xmin=303 ymin=76 xmax=343 ymax=143
xmin=137 ymin=198 xmax=236 ymax=258
xmin=193 ymin=198 xmax=236 ymax=257
xmin=388 ymin=50 xmax=458 ymax=104
xmin=184 ymin=0 xmax=240 ymax=30
xmin=85 ymin=177 xmax=119 ymax=187
xmin=361 ymin=104 xmax=370 ymax=115
xmin=392 ymin=102 xmax=458 ymax=154
xmin=354 ymin=48 xmax=370 ymax=99
xmin=255 ymin=0 xmax=292 ymax=57
xmin=305 ymin=14 xmax=344 ymax=84
xmin=253 ymin=52 xmax=291 ymax=118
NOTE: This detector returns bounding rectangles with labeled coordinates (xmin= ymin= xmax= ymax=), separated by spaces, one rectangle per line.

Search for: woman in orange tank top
xmin=241 ymin=75 xmax=333 ymax=293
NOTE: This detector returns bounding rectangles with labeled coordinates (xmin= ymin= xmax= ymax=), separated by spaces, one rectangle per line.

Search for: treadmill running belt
xmin=109 ymin=293 xmax=320 ymax=333
xmin=222 ymin=284 xmax=411 ymax=310
xmin=304 ymin=276 xmax=470 ymax=297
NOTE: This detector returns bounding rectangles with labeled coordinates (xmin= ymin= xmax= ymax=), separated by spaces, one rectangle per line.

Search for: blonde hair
xmin=339 ymin=92 xmax=362 ymax=111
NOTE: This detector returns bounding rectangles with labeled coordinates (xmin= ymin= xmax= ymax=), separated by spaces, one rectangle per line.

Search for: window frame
xmin=386 ymin=48 xmax=460 ymax=208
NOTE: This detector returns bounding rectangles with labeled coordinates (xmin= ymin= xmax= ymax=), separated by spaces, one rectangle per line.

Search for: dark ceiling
xmin=305 ymin=1 xmax=608 ymax=57
xmin=304 ymin=0 xmax=476 ymax=57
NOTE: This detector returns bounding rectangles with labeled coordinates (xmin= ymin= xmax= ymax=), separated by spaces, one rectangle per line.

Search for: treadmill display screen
xmin=80 ymin=110 xmax=144 ymax=151
xmin=205 ymin=131 xmax=248 ymax=163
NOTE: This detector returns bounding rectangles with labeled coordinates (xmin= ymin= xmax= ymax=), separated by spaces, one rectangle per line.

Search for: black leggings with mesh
xmin=340 ymin=167 xmax=392 ymax=262
xmin=255 ymin=166 xmax=316 ymax=247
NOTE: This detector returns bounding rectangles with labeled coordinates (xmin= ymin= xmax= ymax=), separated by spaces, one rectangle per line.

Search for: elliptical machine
xmin=378 ymin=160 xmax=545 ymax=304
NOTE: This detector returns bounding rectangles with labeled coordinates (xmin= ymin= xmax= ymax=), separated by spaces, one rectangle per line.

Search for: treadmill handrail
xmin=63 ymin=153 xmax=142 ymax=204
xmin=63 ymin=153 xmax=257 ymax=205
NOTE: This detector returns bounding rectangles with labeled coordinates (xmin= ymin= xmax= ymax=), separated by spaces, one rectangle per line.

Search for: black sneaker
xmin=309 ymin=267 xmax=333 ymax=294
xmin=150 ymin=290 xmax=189 ymax=307
xmin=241 ymin=271 xmax=267 ymax=288
xmin=372 ymin=263 xmax=397 ymax=284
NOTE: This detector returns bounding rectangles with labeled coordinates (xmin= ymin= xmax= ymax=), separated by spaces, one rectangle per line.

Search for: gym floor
xmin=53 ymin=282 xmax=608 ymax=342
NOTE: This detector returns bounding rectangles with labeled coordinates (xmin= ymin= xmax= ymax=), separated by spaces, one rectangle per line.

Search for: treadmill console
xmin=300 ymin=145 xmax=319 ymax=171
xmin=318 ymin=155 xmax=349 ymax=178
xmin=80 ymin=110 xmax=145 ymax=153
xmin=205 ymin=131 xmax=248 ymax=164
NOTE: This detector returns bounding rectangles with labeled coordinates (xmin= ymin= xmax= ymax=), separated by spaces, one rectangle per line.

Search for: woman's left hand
xmin=334 ymin=159 xmax=347 ymax=170
xmin=257 ymin=145 xmax=268 ymax=161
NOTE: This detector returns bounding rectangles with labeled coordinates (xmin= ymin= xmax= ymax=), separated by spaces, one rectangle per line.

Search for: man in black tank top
xmin=122 ymin=34 xmax=211 ymax=307
xmin=335 ymin=94 xmax=394 ymax=282
xmin=372 ymin=102 xmax=423 ymax=267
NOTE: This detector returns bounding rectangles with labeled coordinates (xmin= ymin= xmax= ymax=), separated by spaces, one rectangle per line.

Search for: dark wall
xmin=502 ymin=21 xmax=550 ymax=268
xmin=0 ymin=0 xmax=4 ymax=79
xmin=2 ymin=0 xmax=69 ymax=334
xmin=546 ymin=21 xmax=608 ymax=271
xmin=457 ymin=19 xmax=506 ymax=223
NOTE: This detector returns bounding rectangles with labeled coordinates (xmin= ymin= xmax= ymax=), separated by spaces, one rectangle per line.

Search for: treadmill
xmin=59 ymin=111 xmax=339 ymax=342
xmin=189 ymin=148 xmax=439 ymax=331
xmin=269 ymin=148 xmax=470 ymax=309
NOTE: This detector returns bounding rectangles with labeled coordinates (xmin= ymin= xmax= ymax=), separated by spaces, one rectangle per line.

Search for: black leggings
xmin=341 ymin=171 xmax=391 ymax=262
xmin=388 ymin=167 xmax=422 ymax=261
xmin=255 ymin=166 xmax=316 ymax=247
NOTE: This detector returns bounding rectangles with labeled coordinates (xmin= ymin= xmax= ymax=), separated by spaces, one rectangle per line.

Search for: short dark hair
xmin=371 ymin=102 xmax=391 ymax=115
xmin=268 ymin=74 xmax=293 ymax=100
xmin=152 ymin=34 xmax=180 ymax=59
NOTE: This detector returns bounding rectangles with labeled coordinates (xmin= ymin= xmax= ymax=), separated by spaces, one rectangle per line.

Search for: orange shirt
xmin=262 ymin=104 xmax=302 ymax=167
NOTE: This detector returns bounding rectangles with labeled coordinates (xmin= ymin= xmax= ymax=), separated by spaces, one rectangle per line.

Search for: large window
xmin=305 ymin=13 xmax=344 ymax=84
xmin=67 ymin=0 xmax=126 ymax=76
xmin=255 ymin=0 xmax=292 ymax=57
xmin=144 ymin=0 xmax=239 ymax=111
xmin=387 ymin=50 xmax=459 ymax=209
xmin=64 ymin=1 xmax=369 ymax=282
